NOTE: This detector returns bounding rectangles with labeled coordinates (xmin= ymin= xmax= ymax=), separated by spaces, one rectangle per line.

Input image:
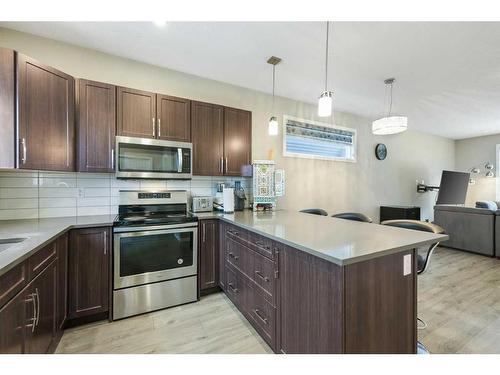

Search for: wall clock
xmin=375 ymin=143 xmax=387 ymax=160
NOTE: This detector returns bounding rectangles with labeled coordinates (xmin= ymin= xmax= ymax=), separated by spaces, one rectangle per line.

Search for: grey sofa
xmin=434 ymin=205 xmax=497 ymax=257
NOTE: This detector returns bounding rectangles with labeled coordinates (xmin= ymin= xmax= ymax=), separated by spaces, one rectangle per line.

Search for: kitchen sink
xmin=0 ymin=237 xmax=27 ymax=252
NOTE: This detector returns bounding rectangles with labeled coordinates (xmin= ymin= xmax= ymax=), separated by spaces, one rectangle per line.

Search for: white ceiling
xmin=2 ymin=21 xmax=500 ymax=140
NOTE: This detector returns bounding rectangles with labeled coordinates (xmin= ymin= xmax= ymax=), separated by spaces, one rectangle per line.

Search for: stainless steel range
xmin=112 ymin=190 xmax=198 ymax=320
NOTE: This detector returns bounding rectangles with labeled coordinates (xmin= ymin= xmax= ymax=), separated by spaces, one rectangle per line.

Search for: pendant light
xmin=267 ymin=56 xmax=281 ymax=136
xmin=318 ymin=21 xmax=333 ymax=117
xmin=372 ymin=78 xmax=408 ymax=135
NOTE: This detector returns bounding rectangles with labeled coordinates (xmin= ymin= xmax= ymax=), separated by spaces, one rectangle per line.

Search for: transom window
xmin=283 ymin=116 xmax=357 ymax=162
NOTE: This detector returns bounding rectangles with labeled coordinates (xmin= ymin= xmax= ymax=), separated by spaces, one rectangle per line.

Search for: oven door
xmin=115 ymin=136 xmax=192 ymax=179
xmin=113 ymin=225 xmax=198 ymax=289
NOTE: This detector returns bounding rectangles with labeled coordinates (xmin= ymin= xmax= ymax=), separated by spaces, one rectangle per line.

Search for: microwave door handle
xmin=177 ymin=148 xmax=183 ymax=173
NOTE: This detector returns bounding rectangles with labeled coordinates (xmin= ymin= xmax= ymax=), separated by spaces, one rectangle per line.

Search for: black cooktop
xmin=114 ymin=204 xmax=197 ymax=227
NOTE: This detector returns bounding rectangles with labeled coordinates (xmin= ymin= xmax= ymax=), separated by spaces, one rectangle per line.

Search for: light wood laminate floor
xmin=418 ymin=247 xmax=500 ymax=353
xmin=56 ymin=292 xmax=273 ymax=354
xmin=56 ymin=247 xmax=500 ymax=354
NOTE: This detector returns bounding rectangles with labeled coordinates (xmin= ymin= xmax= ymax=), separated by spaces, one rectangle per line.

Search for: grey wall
xmin=455 ymin=134 xmax=500 ymax=206
xmin=0 ymin=27 xmax=456 ymax=222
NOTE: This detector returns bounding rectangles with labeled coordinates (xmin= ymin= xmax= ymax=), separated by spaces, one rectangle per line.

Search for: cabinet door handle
xmin=202 ymin=223 xmax=206 ymax=243
xmin=35 ymin=288 xmax=40 ymax=327
xmin=158 ymin=118 xmax=161 ymax=138
xmin=111 ymin=149 xmax=115 ymax=170
xmin=225 ymin=157 xmax=228 ymax=174
xmin=152 ymin=118 xmax=156 ymax=138
xmin=228 ymin=252 xmax=239 ymax=260
xmin=220 ymin=157 xmax=223 ymax=174
xmin=20 ymin=138 xmax=27 ymax=164
xmin=253 ymin=309 xmax=269 ymax=325
xmin=255 ymin=270 xmax=270 ymax=282
xmin=103 ymin=231 xmax=107 ymax=255
xmin=25 ymin=293 xmax=36 ymax=332
xmin=228 ymin=282 xmax=238 ymax=293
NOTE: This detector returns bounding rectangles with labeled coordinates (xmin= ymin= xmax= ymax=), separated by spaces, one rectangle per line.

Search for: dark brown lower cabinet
xmin=24 ymin=260 xmax=57 ymax=354
xmin=0 ymin=286 xmax=26 ymax=353
xmin=222 ymin=222 xmax=417 ymax=354
xmin=56 ymin=233 xmax=68 ymax=330
xmin=199 ymin=220 xmax=219 ymax=292
xmin=68 ymin=227 xmax=110 ymax=319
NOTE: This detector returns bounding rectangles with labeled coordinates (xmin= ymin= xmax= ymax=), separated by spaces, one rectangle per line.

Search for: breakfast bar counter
xmin=212 ymin=210 xmax=448 ymax=265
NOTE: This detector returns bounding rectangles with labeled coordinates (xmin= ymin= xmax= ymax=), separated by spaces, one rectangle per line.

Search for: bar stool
xmin=381 ymin=219 xmax=445 ymax=354
xmin=332 ymin=212 xmax=373 ymax=223
xmin=299 ymin=208 xmax=328 ymax=216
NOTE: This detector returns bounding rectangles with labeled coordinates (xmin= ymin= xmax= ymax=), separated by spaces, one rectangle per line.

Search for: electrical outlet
xmin=403 ymin=254 xmax=412 ymax=276
xmin=78 ymin=188 xmax=85 ymax=198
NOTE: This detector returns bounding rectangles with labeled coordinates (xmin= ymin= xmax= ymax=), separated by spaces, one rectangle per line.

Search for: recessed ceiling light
xmin=153 ymin=21 xmax=167 ymax=27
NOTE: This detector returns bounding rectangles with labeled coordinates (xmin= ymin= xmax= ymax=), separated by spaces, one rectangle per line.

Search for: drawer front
xmin=225 ymin=266 xmax=240 ymax=305
xmin=247 ymin=231 xmax=275 ymax=259
xmin=225 ymin=224 xmax=249 ymax=243
xmin=248 ymin=288 xmax=275 ymax=347
xmin=225 ymin=223 xmax=276 ymax=260
xmin=28 ymin=242 xmax=57 ymax=280
xmin=0 ymin=263 xmax=28 ymax=308
xmin=252 ymin=251 xmax=276 ymax=302
xmin=226 ymin=237 xmax=254 ymax=279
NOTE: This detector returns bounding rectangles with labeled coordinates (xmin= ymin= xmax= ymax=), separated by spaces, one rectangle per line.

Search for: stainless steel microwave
xmin=115 ymin=136 xmax=192 ymax=180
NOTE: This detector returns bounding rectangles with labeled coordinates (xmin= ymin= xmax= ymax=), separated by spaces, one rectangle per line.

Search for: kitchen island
xmin=198 ymin=210 xmax=448 ymax=354
xmin=0 ymin=210 xmax=447 ymax=354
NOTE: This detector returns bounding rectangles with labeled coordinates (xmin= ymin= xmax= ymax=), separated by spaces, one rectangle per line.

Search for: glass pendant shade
xmin=372 ymin=116 xmax=408 ymax=135
xmin=268 ymin=116 xmax=279 ymax=136
xmin=318 ymin=91 xmax=333 ymax=117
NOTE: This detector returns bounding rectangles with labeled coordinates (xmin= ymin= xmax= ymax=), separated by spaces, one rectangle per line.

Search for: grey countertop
xmin=0 ymin=209 xmax=448 ymax=276
xmin=0 ymin=215 xmax=115 ymax=277
xmin=196 ymin=210 xmax=449 ymax=266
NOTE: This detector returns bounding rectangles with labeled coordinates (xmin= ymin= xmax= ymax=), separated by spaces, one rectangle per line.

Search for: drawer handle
xmin=228 ymin=229 xmax=239 ymax=236
xmin=255 ymin=240 xmax=271 ymax=250
xmin=228 ymin=252 xmax=239 ymax=260
xmin=255 ymin=270 xmax=270 ymax=282
xmin=253 ymin=308 xmax=269 ymax=325
xmin=228 ymin=282 xmax=238 ymax=293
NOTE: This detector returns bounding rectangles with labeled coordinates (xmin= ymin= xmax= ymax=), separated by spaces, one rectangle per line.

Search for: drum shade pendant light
xmin=318 ymin=21 xmax=333 ymax=117
xmin=267 ymin=56 xmax=282 ymax=136
xmin=372 ymin=78 xmax=408 ymax=135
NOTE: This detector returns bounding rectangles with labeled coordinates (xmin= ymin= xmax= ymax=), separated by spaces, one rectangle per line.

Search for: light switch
xmin=403 ymin=254 xmax=412 ymax=276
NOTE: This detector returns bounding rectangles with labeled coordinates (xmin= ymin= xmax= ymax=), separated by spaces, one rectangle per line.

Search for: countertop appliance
xmin=112 ymin=190 xmax=198 ymax=320
xmin=115 ymin=136 xmax=192 ymax=180
xmin=192 ymin=196 xmax=213 ymax=213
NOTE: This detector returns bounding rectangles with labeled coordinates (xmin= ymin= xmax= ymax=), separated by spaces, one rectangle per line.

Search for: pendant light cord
xmin=272 ymin=64 xmax=276 ymax=112
xmin=324 ymin=21 xmax=329 ymax=92
xmin=388 ymin=81 xmax=393 ymax=117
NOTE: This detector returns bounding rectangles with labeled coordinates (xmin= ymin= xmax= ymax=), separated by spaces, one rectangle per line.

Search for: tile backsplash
xmin=0 ymin=170 xmax=252 ymax=220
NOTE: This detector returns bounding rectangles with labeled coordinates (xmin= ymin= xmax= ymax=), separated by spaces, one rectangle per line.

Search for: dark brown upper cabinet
xmin=17 ymin=53 xmax=75 ymax=171
xmin=191 ymin=102 xmax=252 ymax=177
xmin=68 ymin=227 xmax=110 ymax=320
xmin=191 ymin=101 xmax=224 ymax=176
xmin=117 ymin=86 xmax=156 ymax=139
xmin=77 ymin=79 xmax=116 ymax=172
xmin=223 ymin=107 xmax=252 ymax=176
xmin=117 ymin=87 xmax=191 ymax=142
xmin=157 ymin=94 xmax=191 ymax=142
xmin=0 ymin=48 xmax=15 ymax=169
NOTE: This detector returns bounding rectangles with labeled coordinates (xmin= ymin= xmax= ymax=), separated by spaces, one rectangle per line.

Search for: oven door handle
xmin=113 ymin=222 xmax=198 ymax=233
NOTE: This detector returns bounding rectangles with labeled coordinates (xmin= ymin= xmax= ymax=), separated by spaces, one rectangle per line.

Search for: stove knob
xmin=177 ymin=258 xmax=184 ymax=265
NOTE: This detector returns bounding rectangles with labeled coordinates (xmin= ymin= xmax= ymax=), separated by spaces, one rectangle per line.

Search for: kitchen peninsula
xmin=0 ymin=209 xmax=447 ymax=354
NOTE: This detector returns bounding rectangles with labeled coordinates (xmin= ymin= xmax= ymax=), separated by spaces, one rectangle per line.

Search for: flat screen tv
xmin=436 ymin=170 xmax=470 ymax=205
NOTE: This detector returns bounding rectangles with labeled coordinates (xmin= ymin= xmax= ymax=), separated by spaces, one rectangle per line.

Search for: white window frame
xmin=282 ymin=115 xmax=357 ymax=163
